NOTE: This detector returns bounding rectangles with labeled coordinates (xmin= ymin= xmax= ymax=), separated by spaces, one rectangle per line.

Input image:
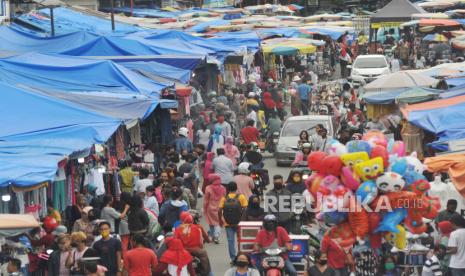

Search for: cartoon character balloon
xmin=307 ymin=151 xmax=328 ymax=172
xmin=354 ymin=157 xmax=384 ymax=181
xmin=385 ymin=225 xmax=407 ymax=250
xmin=346 ymin=140 xmax=372 ymax=155
xmin=356 ymin=180 xmax=378 ymax=205
xmin=321 ymin=155 xmax=343 ymax=176
xmin=376 ymin=172 xmax=405 ymax=192
xmin=363 ymin=130 xmax=387 ymax=147
xmin=341 ymin=152 xmax=369 ymax=168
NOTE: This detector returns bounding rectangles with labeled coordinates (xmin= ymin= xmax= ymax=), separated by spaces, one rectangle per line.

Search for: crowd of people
xmin=3 ymin=26 xmax=465 ymax=276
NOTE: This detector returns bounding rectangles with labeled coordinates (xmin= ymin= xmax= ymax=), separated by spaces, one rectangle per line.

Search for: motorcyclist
xmin=292 ymin=142 xmax=312 ymax=166
xmin=242 ymin=142 xmax=263 ymax=170
xmin=254 ymin=215 xmax=297 ymax=276
xmin=174 ymin=212 xmax=212 ymax=276
xmin=286 ymin=170 xmax=306 ymax=194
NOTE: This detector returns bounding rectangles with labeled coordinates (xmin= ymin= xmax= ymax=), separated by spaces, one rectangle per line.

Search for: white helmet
xmin=248 ymin=92 xmax=256 ymax=98
xmin=178 ymin=127 xmax=188 ymax=137
xmin=238 ymin=162 xmax=251 ymax=174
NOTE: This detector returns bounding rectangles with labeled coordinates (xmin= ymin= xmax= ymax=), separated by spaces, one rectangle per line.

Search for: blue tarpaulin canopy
xmin=0 ymin=83 xmax=122 ymax=187
xmin=0 ymin=53 xmax=169 ymax=97
xmin=208 ymin=31 xmax=261 ymax=52
xmin=363 ymin=87 xmax=439 ymax=104
xmin=121 ymin=61 xmax=192 ymax=84
xmin=446 ymin=77 xmax=465 ymax=87
xmin=17 ymin=7 xmax=142 ymax=35
xmin=440 ymin=84 xmax=465 ymax=98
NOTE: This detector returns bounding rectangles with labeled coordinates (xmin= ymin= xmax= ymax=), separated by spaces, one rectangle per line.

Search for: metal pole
xmin=50 ymin=7 xmax=55 ymax=36
xmin=110 ymin=0 xmax=115 ymax=31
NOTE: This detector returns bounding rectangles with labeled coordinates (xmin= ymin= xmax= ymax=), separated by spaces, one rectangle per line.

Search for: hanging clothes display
xmin=115 ymin=127 xmax=126 ymax=160
xmin=83 ymin=167 xmax=106 ymax=196
xmin=127 ymin=121 xmax=142 ymax=145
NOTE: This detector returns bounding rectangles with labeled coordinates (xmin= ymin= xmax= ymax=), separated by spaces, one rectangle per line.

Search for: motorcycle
xmin=261 ymin=247 xmax=287 ymax=276
xmin=289 ymin=195 xmax=306 ymax=235
xmin=291 ymin=162 xmax=311 ymax=181
xmin=251 ymin=170 xmax=264 ymax=197
xmin=265 ymin=131 xmax=280 ymax=153
xmin=300 ymin=225 xmax=322 ymax=267
xmin=157 ymin=235 xmax=203 ymax=275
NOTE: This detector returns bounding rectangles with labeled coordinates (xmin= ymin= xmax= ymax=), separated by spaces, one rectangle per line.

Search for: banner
xmin=371 ymin=22 xmax=402 ymax=29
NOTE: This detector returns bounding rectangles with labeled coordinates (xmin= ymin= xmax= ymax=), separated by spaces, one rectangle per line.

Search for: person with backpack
xmin=219 ymin=182 xmax=248 ymax=262
xmin=158 ymin=187 xmax=189 ymax=230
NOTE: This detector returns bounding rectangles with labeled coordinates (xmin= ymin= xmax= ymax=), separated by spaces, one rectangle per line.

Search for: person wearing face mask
xmin=72 ymin=206 xmax=96 ymax=246
xmin=381 ymin=256 xmax=398 ymax=276
xmin=286 ymin=171 xmax=306 ymax=194
xmin=215 ymin=114 xmax=232 ymax=138
xmin=93 ymin=221 xmax=123 ymax=276
xmin=243 ymin=195 xmax=264 ymax=221
xmin=265 ymin=175 xmax=292 ymax=230
xmin=305 ymin=251 xmax=335 ymax=276
xmin=224 ymin=252 xmax=260 ymax=276
xmin=254 ymin=215 xmax=297 ymax=276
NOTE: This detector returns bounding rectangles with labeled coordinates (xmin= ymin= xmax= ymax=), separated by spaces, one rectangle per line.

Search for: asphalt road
xmin=198 ymin=155 xmax=292 ymax=276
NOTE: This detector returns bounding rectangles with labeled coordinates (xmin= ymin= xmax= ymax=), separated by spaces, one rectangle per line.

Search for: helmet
xmin=43 ymin=216 xmax=58 ymax=233
xmin=319 ymin=105 xmax=329 ymax=113
xmin=249 ymin=142 xmax=258 ymax=151
xmin=268 ymin=78 xmax=275 ymax=84
xmin=238 ymin=162 xmax=251 ymax=174
xmin=264 ymin=214 xmax=278 ymax=223
xmin=208 ymin=91 xmax=217 ymax=97
xmin=302 ymin=143 xmax=312 ymax=149
xmin=248 ymin=92 xmax=256 ymax=98
xmin=178 ymin=127 xmax=188 ymax=137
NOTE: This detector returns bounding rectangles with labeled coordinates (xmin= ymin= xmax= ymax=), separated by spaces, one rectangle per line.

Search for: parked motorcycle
xmin=265 ymin=131 xmax=280 ymax=153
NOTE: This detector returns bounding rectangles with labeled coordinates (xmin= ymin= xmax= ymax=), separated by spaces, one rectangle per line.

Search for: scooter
xmin=251 ymin=170 xmax=264 ymax=197
xmin=265 ymin=131 xmax=280 ymax=153
xmin=261 ymin=247 xmax=287 ymax=276
xmin=289 ymin=198 xmax=305 ymax=235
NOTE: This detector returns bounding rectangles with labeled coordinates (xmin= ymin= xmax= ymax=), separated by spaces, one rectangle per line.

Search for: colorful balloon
xmin=341 ymin=166 xmax=361 ymax=190
xmin=346 ymin=140 xmax=372 ymax=155
xmin=341 ymin=152 xmax=369 ymax=168
xmin=356 ymin=180 xmax=378 ymax=205
xmin=385 ymin=225 xmax=407 ymax=250
xmin=363 ymin=130 xmax=387 ymax=147
xmin=354 ymin=157 xmax=384 ymax=181
xmin=371 ymin=145 xmax=389 ymax=168
xmin=375 ymin=208 xmax=407 ymax=233
xmin=328 ymin=141 xmax=348 ymax=156
xmin=307 ymin=151 xmax=328 ymax=172
xmin=376 ymin=172 xmax=405 ymax=193
xmin=348 ymin=197 xmax=369 ymax=239
xmin=391 ymin=141 xmax=406 ymax=157
xmin=321 ymin=155 xmax=343 ymax=176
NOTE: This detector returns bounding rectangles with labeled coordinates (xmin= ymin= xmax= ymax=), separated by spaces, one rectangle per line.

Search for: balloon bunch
xmin=306 ymin=130 xmax=440 ymax=251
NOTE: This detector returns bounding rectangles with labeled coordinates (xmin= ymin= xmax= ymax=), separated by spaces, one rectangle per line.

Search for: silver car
xmin=275 ymin=115 xmax=336 ymax=166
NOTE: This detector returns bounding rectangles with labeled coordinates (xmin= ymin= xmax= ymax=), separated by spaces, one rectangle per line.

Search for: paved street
xmin=199 ymin=155 xmax=291 ymax=275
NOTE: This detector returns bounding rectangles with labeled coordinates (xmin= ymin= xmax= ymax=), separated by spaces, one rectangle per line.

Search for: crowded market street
xmin=3 ymin=0 xmax=465 ymax=275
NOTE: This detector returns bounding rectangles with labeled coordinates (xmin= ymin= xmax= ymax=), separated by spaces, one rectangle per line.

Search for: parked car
xmin=275 ymin=115 xmax=336 ymax=166
xmin=349 ymin=54 xmax=390 ymax=85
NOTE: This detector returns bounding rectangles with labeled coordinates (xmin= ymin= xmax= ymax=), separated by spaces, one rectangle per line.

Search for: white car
xmin=350 ymin=55 xmax=391 ymax=85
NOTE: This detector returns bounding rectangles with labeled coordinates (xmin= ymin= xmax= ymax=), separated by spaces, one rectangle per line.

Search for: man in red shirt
xmin=241 ymin=119 xmax=260 ymax=144
xmin=254 ymin=215 xmax=297 ymax=276
xmin=123 ymin=234 xmax=158 ymax=276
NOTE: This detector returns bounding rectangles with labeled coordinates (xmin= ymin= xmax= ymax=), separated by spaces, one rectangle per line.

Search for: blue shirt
xmin=174 ymin=136 xmax=193 ymax=153
xmin=298 ymin=83 xmax=311 ymax=100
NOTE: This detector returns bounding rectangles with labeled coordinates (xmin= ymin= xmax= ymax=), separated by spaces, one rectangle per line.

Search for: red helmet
xmin=42 ymin=216 xmax=58 ymax=233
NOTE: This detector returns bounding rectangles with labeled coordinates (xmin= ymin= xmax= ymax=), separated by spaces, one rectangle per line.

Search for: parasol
xmin=423 ymin=33 xmax=449 ymax=42
xmin=364 ymin=71 xmax=439 ymax=92
xmin=261 ymin=38 xmax=319 ymax=55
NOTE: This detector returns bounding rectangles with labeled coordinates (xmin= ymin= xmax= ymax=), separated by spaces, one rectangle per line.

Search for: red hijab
xmin=160 ymin=238 xmax=193 ymax=276
xmin=203 ymin=152 xmax=215 ymax=180
xmin=263 ymin=92 xmax=276 ymax=109
xmin=208 ymin=173 xmax=226 ymax=200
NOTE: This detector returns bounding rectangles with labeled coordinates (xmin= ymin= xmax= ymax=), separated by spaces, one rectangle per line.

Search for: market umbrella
xmin=364 ymin=71 xmax=439 ymax=92
xmin=395 ymin=87 xmax=439 ymax=104
xmin=423 ymin=33 xmax=449 ymax=42
xmin=261 ymin=38 xmax=318 ymax=55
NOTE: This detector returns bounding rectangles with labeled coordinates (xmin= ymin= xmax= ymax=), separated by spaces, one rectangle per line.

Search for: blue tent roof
xmin=17 ymin=7 xmax=142 ymax=35
xmin=0 ymin=26 xmax=98 ymax=54
xmin=363 ymin=89 xmax=405 ymax=104
xmin=187 ymin=19 xmax=230 ymax=32
xmin=0 ymin=53 xmax=169 ymax=97
xmin=0 ymin=82 xmax=122 ymax=187
xmin=121 ymin=61 xmax=192 ymax=84
xmin=446 ymin=77 xmax=465 ymax=87
xmin=440 ymin=84 xmax=465 ymax=98
xmin=208 ymin=31 xmax=261 ymax=51
xmin=408 ymin=98 xmax=465 ymax=142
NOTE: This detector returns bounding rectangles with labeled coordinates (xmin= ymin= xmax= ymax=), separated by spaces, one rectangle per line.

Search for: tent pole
xmin=110 ymin=0 xmax=115 ymax=31
xmin=50 ymin=8 xmax=55 ymax=37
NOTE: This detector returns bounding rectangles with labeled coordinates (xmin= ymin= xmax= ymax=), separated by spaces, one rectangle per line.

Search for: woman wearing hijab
xmin=175 ymin=212 xmax=211 ymax=276
xmin=262 ymin=91 xmax=276 ymax=120
xmin=155 ymin=238 xmax=196 ymax=276
xmin=286 ymin=170 xmax=306 ymax=194
xmin=208 ymin=125 xmax=225 ymax=154
xmin=243 ymin=195 xmax=265 ymax=221
xmin=438 ymin=221 xmax=453 ymax=272
xmin=224 ymin=136 xmax=240 ymax=167
xmin=202 ymin=152 xmax=215 ymax=193
xmin=203 ymin=174 xmax=226 ymax=244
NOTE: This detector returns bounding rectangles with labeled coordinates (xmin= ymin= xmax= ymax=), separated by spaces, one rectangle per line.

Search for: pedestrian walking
xmin=203 ymin=174 xmax=226 ymax=244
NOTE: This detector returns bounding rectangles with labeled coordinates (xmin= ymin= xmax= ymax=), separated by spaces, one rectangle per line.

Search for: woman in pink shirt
xmin=233 ymin=162 xmax=254 ymax=199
